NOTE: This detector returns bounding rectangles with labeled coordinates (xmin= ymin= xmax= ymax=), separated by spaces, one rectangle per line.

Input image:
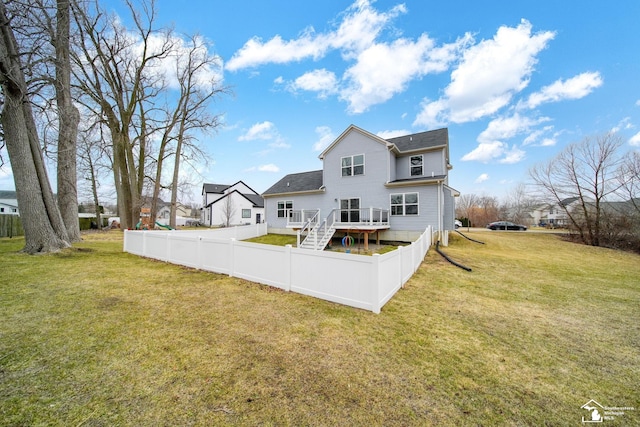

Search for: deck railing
xmin=288 ymin=208 xmax=389 ymax=228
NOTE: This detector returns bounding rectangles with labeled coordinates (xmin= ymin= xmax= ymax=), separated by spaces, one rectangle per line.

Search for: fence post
xmin=372 ymin=254 xmax=381 ymax=314
xmin=197 ymin=236 xmax=203 ymax=270
xmin=284 ymin=245 xmax=292 ymax=292
xmin=229 ymin=238 xmax=236 ymax=277
xmin=142 ymin=231 xmax=147 ymax=255
xmin=166 ymin=232 xmax=171 ymax=262
xmin=398 ymin=246 xmax=404 ymax=288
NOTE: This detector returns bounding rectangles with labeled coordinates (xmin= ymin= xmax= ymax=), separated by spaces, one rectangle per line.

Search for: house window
xmin=390 ymin=193 xmax=419 ymax=216
xmin=410 ymin=155 xmax=423 ymax=176
xmin=277 ymin=201 xmax=293 ymax=218
xmin=339 ymin=198 xmax=360 ymax=223
xmin=242 ymin=209 xmax=251 ymax=218
xmin=341 ymin=154 xmax=364 ymax=176
xmin=0 ymin=208 xmax=4 ymax=213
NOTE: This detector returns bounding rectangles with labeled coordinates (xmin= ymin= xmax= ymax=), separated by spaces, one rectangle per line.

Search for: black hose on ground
xmin=436 ymin=240 xmax=472 ymax=272
xmin=454 ymin=229 xmax=485 ymax=244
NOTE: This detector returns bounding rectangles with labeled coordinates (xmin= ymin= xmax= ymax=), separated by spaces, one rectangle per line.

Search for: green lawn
xmin=1 ymin=230 xmax=638 ymax=426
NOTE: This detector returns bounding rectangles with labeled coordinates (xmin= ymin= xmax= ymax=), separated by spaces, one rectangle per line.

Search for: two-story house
xmin=530 ymin=197 xmax=583 ymax=227
xmin=201 ymin=181 xmax=264 ymax=227
xmin=262 ymin=125 xmax=458 ymax=249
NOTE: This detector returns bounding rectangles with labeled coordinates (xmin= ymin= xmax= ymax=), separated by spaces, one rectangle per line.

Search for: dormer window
xmin=341 ymin=154 xmax=364 ymax=176
xmin=410 ymin=155 xmax=423 ymax=176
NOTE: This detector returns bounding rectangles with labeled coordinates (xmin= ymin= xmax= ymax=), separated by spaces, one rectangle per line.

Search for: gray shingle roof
xmin=263 ymin=170 xmax=323 ymax=195
xmin=0 ymin=190 xmax=17 ymax=199
xmin=203 ymin=183 xmax=230 ymax=194
xmin=244 ymin=193 xmax=264 ymax=208
xmin=386 ymin=128 xmax=448 ymax=152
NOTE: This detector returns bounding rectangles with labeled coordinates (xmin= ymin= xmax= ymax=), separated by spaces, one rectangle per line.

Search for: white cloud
xmin=630 ymin=131 xmax=640 ymax=146
xmin=611 ymin=117 xmax=633 ymax=133
xmin=478 ymin=113 xmax=549 ymax=144
xmin=291 ymin=69 xmax=339 ymax=99
xmin=226 ymin=0 xmax=403 ymax=71
xmin=227 ymin=0 xmax=471 ymax=113
xmin=268 ymin=141 xmax=291 ymax=149
xmin=523 ymin=71 xmax=603 ymax=109
xmin=461 ymin=141 xmax=506 ymax=163
xmin=312 ymin=126 xmax=336 ymax=151
xmin=341 ymin=34 xmax=471 ymax=113
xmin=258 ymin=164 xmax=280 ymax=172
xmin=462 ymin=113 xmax=545 ymax=163
xmin=414 ymin=20 xmax=555 ymax=127
xmin=636 ymin=99 xmax=640 ymax=107
xmin=475 ymin=173 xmax=489 ymax=183
xmin=377 ymin=129 xmax=412 ymax=139
xmin=239 ymin=121 xmax=278 ymax=141
xmin=539 ymin=138 xmax=557 ymax=147
xmin=499 ymin=145 xmax=526 ymax=164
xmin=239 ymin=121 xmax=290 ymax=150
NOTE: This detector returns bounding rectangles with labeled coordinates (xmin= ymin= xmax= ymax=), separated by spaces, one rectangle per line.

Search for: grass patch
xmin=244 ymin=233 xmax=297 ymax=246
xmin=246 ymin=233 xmax=403 ymax=255
xmin=1 ymin=230 xmax=638 ymax=425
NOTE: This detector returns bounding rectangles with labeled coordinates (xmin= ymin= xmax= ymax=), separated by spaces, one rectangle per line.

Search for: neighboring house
xmin=139 ymin=197 xmax=194 ymax=227
xmin=262 ymin=125 xmax=459 ymax=249
xmin=155 ymin=202 xmax=192 ymax=222
xmin=531 ymin=197 xmax=582 ymax=227
xmin=201 ymin=181 xmax=265 ymax=227
xmin=0 ymin=190 xmax=19 ymax=215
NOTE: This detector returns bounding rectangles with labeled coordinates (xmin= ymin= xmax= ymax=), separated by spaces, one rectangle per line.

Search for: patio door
xmin=340 ymin=198 xmax=360 ymax=223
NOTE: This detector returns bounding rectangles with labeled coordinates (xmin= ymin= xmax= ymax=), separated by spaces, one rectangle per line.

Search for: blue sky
xmin=2 ymin=0 xmax=639 ymax=203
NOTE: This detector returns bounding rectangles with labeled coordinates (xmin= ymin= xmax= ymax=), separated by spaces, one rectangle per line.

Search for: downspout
xmin=438 ymin=181 xmax=442 ymax=243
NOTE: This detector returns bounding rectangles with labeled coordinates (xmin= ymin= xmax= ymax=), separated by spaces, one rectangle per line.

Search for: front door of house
xmin=256 ymin=213 xmax=261 ymax=224
xmin=340 ymin=198 xmax=360 ymax=223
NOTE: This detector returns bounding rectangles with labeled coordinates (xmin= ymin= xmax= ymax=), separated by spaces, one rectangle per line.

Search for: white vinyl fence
xmin=123 ymin=223 xmax=432 ymax=313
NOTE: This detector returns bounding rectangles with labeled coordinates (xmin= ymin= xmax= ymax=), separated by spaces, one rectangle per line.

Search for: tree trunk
xmin=0 ymin=2 xmax=70 ymax=253
xmin=56 ymin=0 xmax=81 ymax=242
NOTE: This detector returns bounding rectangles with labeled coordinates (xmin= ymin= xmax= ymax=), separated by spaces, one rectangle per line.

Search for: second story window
xmin=410 ymin=155 xmax=423 ymax=176
xmin=341 ymin=154 xmax=364 ymax=176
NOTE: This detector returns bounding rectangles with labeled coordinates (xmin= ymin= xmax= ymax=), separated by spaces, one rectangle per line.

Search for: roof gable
xmin=318 ymin=125 xmax=389 ymax=160
xmin=206 ymin=190 xmax=264 ymax=208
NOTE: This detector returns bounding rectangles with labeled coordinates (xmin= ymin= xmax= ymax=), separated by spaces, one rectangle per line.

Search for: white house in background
xmin=201 ymin=181 xmax=264 ymax=227
xmin=530 ymin=197 xmax=582 ymax=227
xmin=0 ymin=191 xmax=19 ymax=215
xmin=262 ymin=125 xmax=459 ymax=249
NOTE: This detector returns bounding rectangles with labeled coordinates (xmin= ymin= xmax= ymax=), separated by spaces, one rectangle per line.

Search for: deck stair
xmin=299 ymin=217 xmax=336 ymax=250
xmin=299 ymin=221 xmax=336 ymax=250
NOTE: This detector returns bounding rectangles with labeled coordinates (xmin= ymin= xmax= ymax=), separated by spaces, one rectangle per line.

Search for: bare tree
xmin=72 ymin=0 xmax=174 ymax=229
xmin=77 ymin=122 xmax=112 ymax=228
xmin=529 ymin=132 xmax=626 ymax=246
xmin=455 ymin=193 xmax=478 ymax=228
xmin=167 ymin=34 xmax=226 ymax=228
xmin=503 ymin=183 xmax=538 ymax=226
xmin=220 ymin=195 xmax=235 ymax=227
xmin=617 ymin=151 xmax=640 ymax=211
xmin=0 ymin=2 xmax=70 ymax=252
xmin=72 ymin=0 xmax=228 ymax=230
